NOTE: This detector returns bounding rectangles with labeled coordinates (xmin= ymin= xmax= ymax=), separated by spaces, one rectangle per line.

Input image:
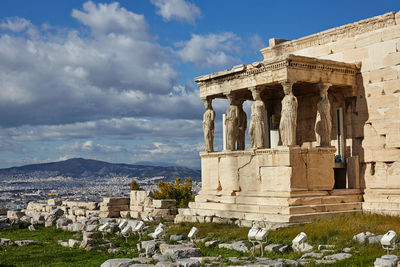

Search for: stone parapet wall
xmin=200 ymin=147 xmax=336 ymax=195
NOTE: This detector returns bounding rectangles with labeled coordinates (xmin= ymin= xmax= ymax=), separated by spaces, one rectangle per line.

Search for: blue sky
xmin=0 ymin=0 xmax=398 ymax=169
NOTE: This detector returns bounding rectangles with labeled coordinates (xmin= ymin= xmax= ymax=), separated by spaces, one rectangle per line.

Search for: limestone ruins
xmin=175 ymin=11 xmax=400 ymax=227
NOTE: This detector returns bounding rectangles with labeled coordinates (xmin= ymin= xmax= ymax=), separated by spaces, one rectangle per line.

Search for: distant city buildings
xmin=0 ymin=174 xmax=201 ymax=213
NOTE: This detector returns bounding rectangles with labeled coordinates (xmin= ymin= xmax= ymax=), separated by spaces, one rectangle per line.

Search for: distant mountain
xmin=0 ymin=158 xmax=201 ymax=181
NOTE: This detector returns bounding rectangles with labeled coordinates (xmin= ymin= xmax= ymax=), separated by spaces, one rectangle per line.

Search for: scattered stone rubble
xmin=3 ymin=201 xmax=400 ymax=266
xmin=374 ymin=254 xmax=398 ymax=267
xmin=0 ymin=238 xmax=36 ymax=247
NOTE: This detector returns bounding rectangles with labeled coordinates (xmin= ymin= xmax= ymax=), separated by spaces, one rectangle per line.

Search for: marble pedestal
xmin=175 ymin=147 xmax=362 ymax=228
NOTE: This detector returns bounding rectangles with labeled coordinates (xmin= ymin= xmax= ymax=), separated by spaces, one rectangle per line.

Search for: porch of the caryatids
xmin=225 ymin=93 xmax=239 ymax=151
xmin=279 ymin=81 xmax=298 ymax=147
xmin=249 ymin=87 xmax=265 ymax=149
xmin=237 ymin=99 xmax=247 ymax=150
xmin=315 ymin=83 xmax=332 ymax=147
xmin=202 ymin=97 xmax=215 ymax=152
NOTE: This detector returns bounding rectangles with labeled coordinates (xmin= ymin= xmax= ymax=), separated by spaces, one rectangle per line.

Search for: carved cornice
xmin=195 ymin=54 xmax=359 ymax=89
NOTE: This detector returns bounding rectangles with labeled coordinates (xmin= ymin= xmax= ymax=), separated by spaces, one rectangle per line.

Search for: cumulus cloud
xmin=150 ymin=0 xmax=201 ymax=24
xmin=0 ymin=17 xmax=32 ymax=32
xmin=0 ymin=116 xmax=206 ymax=168
xmin=52 ymin=139 xmax=203 ymax=168
xmin=0 ymin=1 xmax=245 ymax=169
xmin=72 ymin=1 xmax=150 ymax=39
xmin=0 ymin=117 xmax=203 ymax=142
xmin=175 ymin=32 xmax=241 ymax=68
xmin=249 ymin=34 xmax=266 ymax=52
xmin=0 ymin=1 xmax=208 ymax=128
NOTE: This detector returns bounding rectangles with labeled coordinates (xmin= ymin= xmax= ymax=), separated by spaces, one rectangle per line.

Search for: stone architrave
xmin=237 ymin=99 xmax=247 ymax=150
xmin=225 ymin=94 xmax=239 ymax=151
xmin=202 ymin=98 xmax=215 ymax=152
xmin=249 ymin=88 xmax=265 ymax=149
xmin=279 ymin=82 xmax=298 ymax=146
xmin=315 ymin=83 xmax=332 ymax=147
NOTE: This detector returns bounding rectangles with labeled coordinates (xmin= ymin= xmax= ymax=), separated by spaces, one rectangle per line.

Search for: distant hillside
xmin=0 ymin=158 xmax=201 ymax=181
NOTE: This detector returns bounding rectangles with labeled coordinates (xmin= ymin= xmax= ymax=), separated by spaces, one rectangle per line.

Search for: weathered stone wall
xmin=261 ymin=12 xmax=400 ymax=214
xmin=25 ymin=199 xmax=102 ymax=222
xmin=23 ymin=193 xmax=177 ymax=222
xmin=130 ymin=190 xmax=177 ymax=221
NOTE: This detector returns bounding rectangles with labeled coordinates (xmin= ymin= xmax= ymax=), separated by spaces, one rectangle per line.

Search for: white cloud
xmin=0 ymin=117 xmax=203 ymax=142
xmin=0 ymin=1 xmax=247 ymax=169
xmin=150 ymin=0 xmax=201 ymax=24
xmin=249 ymin=34 xmax=266 ymax=52
xmin=50 ymin=139 xmax=202 ymax=168
xmin=0 ymin=17 xmax=32 ymax=32
xmin=0 ymin=1 xmax=209 ymax=128
xmin=175 ymin=32 xmax=241 ymax=68
xmin=72 ymin=1 xmax=150 ymax=39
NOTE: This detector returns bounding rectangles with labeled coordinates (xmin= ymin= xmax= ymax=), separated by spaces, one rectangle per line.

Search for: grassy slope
xmin=1 ymin=213 xmax=400 ymax=266
xmin=0 ymin=226 xmax=142 ymax=267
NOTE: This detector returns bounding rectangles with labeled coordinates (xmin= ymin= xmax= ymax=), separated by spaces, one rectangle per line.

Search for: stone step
xmin=364 ymin=194 xmax=400 ymax=203
xmin=188 ymin=201 xmax=362 ymax=215
xmin=363 ymin=202 xmax=400 ymax=214
xmin=178 ymin=207 xmax=363 ymax=224
xmin=289 ymin=202 xmax=362 ymax=214
xmin=194 ymin=193 xmax=362 ymax=206
xmin=179 ymin=202 xmax=362 ymax=223
xmin=288 ymin=210 xmax=363 ymax=223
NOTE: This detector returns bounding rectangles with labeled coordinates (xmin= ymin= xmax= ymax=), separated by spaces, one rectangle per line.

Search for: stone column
xmin=315 ymin=83 xmax=332 ymax=147
xmin=249 ymin=87 xmax=265 ymax=149
xmin=225 ymin=94 xmax=239 ymax=151
xmin=279 ymin=81 xmax=298 ymax=146
xmin=202 ymin=98 xmax=215 ymax=152
xmin=237 ymin=99 xmax=247 ymax=150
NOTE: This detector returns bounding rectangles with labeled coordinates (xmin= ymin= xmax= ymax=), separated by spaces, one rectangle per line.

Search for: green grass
xmin=0 ymin=226 xmax=140 ymax=267
xmin=2 ymin=213 xmax=400 ymax=266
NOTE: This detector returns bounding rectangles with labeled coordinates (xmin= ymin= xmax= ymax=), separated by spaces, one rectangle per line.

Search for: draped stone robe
xmin=203 ymin=109 xmax=215 ymax=152
xmin=279 ymin=93 xmax=298 ymax=146
xmin=249 ymin=99 xmax=265 ymax=149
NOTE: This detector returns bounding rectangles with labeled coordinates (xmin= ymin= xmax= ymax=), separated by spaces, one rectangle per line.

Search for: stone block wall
xmin=99 ymin=197 xmax=130 ymax=218
xmin=261 ymin=11 xmax=400 ymax=215
xmin=22 ymin=193 xmax=178 ymax=222
xmin=129 ymin=191 xmax=177 ymax=221
xmin=25 ymin=200 xmax=101 ymax=222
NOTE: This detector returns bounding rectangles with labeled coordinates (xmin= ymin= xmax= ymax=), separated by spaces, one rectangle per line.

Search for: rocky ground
xmin=1 ymin=212 xmax=400 ymax=266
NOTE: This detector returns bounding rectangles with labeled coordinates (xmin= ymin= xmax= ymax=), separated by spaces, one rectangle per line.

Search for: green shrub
xmin=130 ymin=179 xmax=141 ymax=191
xmin=153 ymin=177 xmax=194 ymax=208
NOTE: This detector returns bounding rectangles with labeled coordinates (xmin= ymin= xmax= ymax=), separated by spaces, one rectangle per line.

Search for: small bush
xmin=130 ymin=179 xmax=141 ymax=191
xmin=153 ymin=177 xmax=194 ymax=208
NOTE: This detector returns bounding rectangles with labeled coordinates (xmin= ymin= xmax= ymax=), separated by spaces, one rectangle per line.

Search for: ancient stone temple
xmin=176 ymin=11 xmax=400 ymax=227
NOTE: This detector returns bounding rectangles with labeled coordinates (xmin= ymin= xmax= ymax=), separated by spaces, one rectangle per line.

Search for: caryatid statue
xmin=249 ymin=88 xmax=265 ymax=149
xmin=279 ymin=82 xmax=298 ymax=146
xmin=315 ymin=83 xmax=332 ymax=147
xmin=225 ymin=94 xmax=239 ymax=151
xmin=203 ymin=98 xmax=215 ymax=152
xmin=237 ymin=99 xmax=247 ymax=150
